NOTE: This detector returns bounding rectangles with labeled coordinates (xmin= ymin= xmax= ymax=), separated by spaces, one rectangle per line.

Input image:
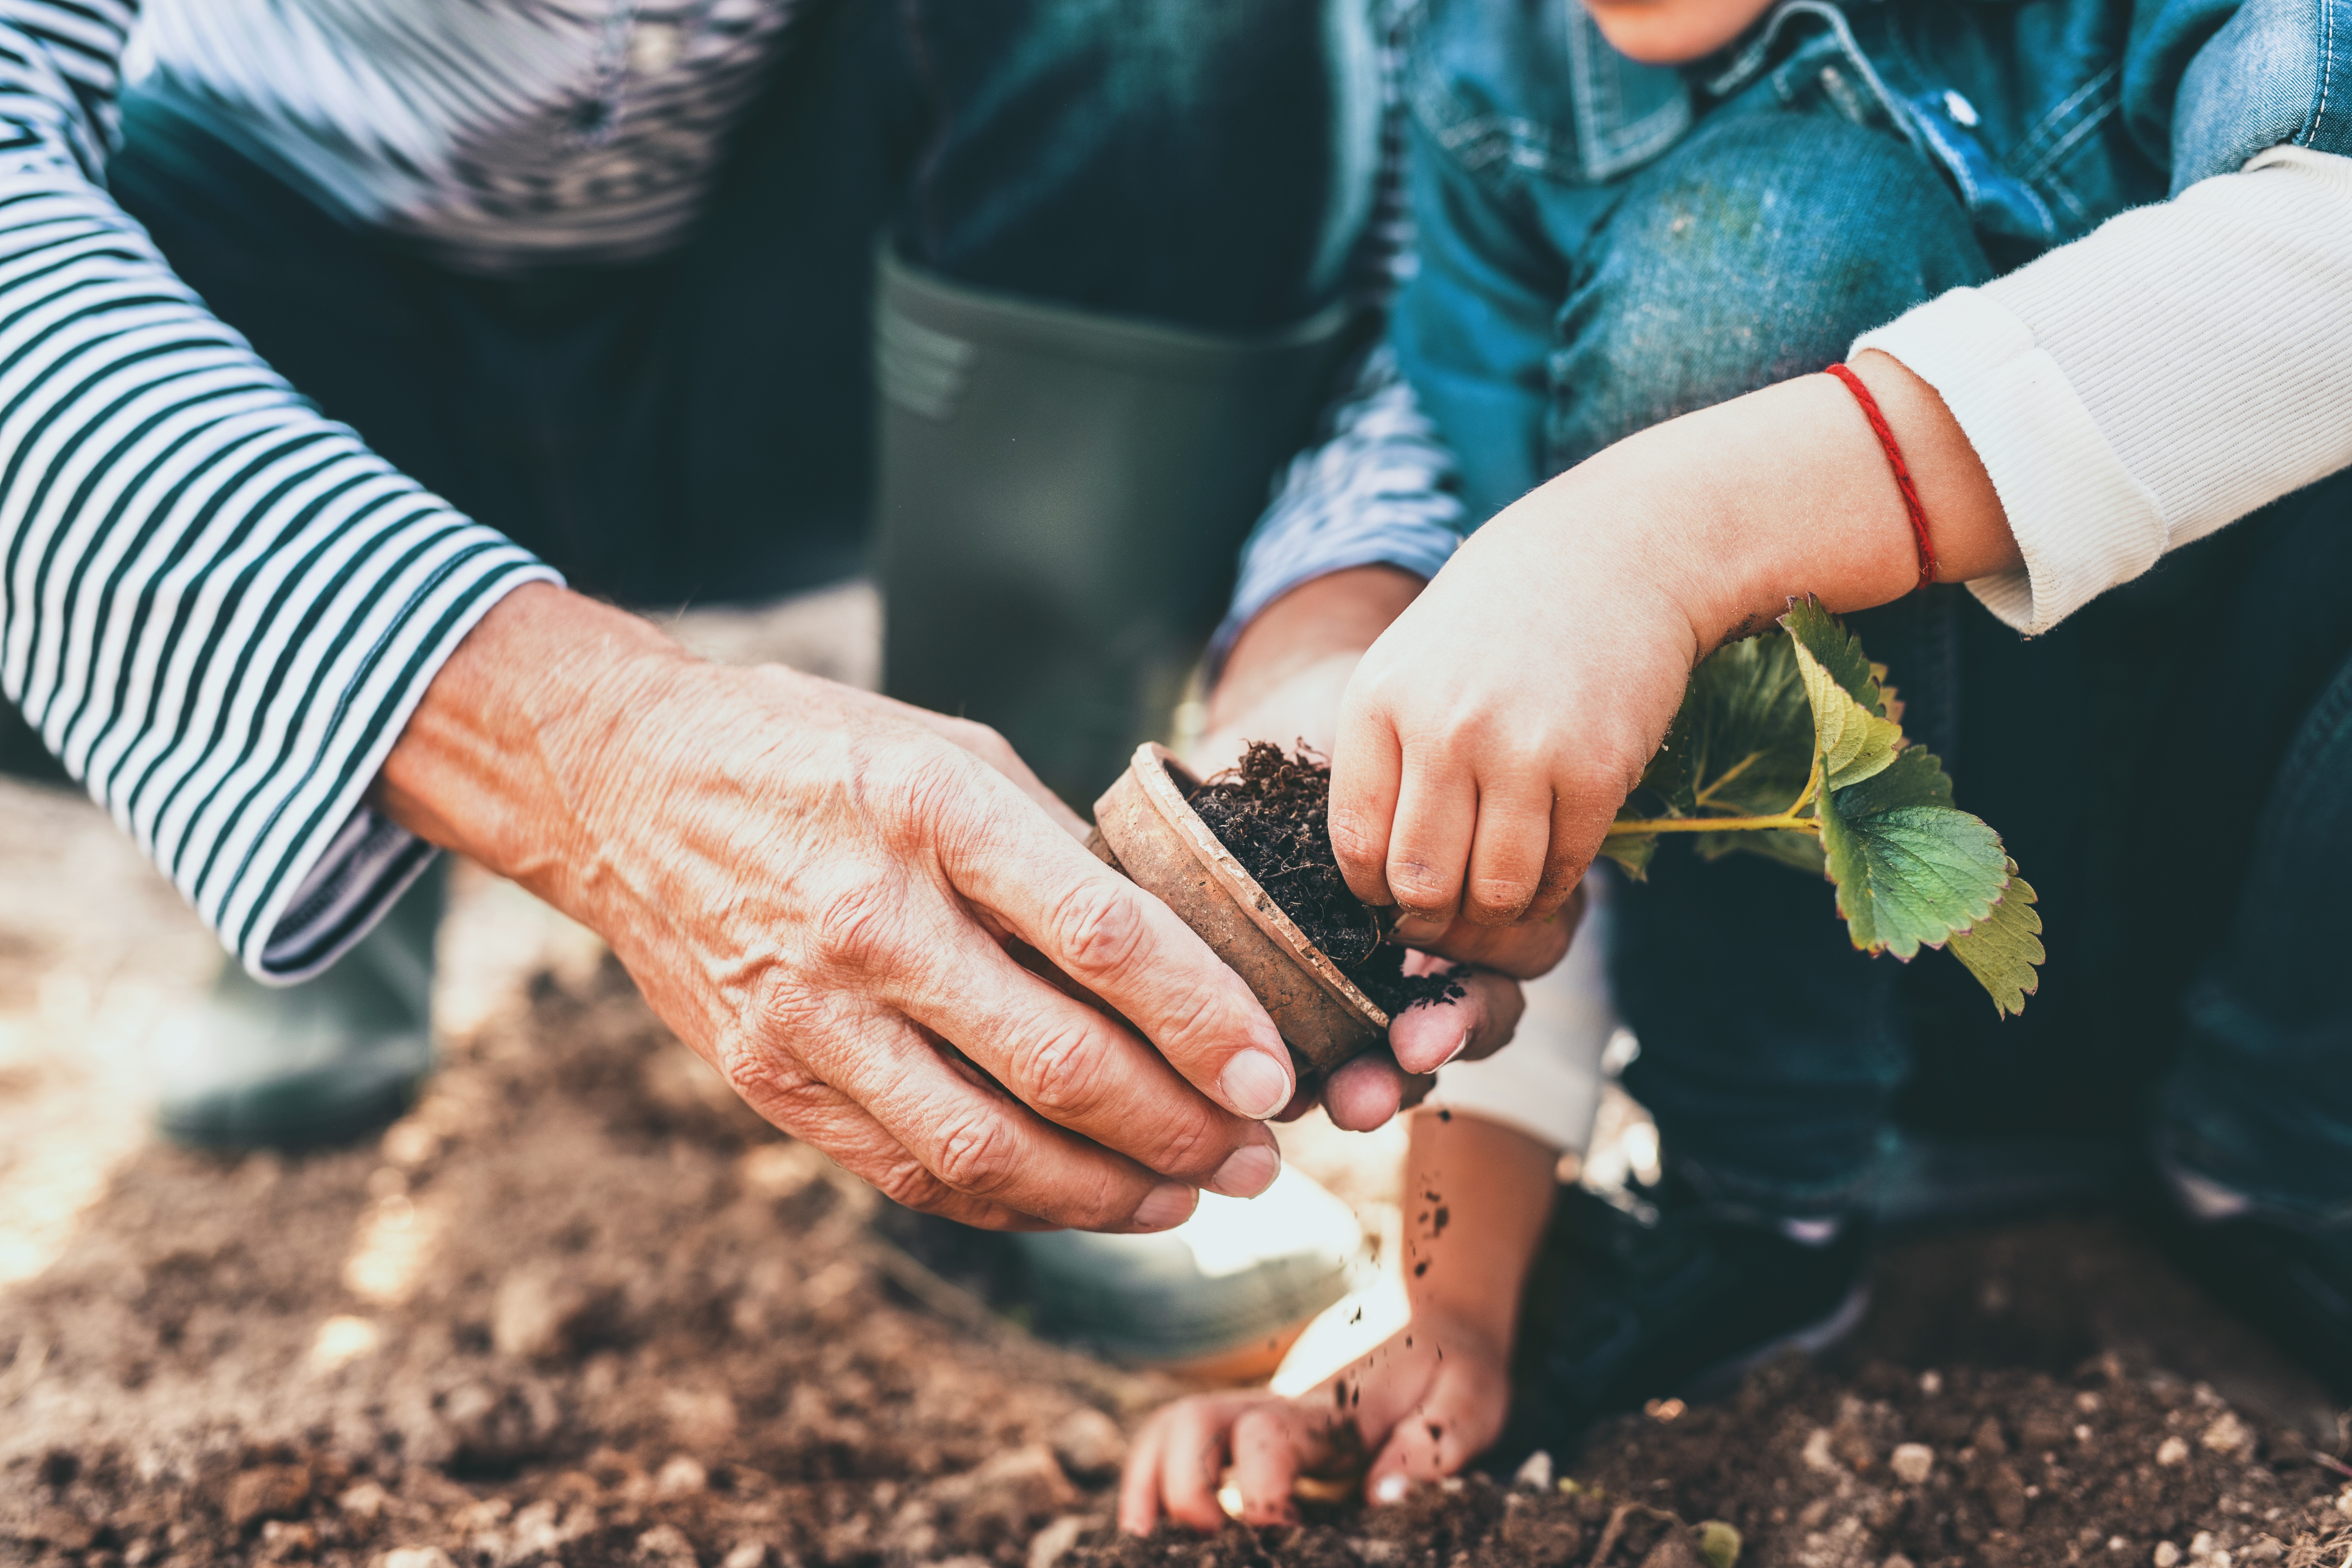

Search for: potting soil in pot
xmin=1188 ymin=742 xmax=1464 ymax=1018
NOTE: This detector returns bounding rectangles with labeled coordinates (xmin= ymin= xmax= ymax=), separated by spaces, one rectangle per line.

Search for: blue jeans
xmin=1405 ymin=79 xmax=2352 ymax=1225
xmin=109 ymin=0 xmax=1374 ymax=608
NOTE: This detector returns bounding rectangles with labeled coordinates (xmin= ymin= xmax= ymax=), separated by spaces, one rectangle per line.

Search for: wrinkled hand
xmin=380 ymin=585 xmax=1298 ymax=1232
xmin=1118 ymin=1307 xmax=1511 ymax=1533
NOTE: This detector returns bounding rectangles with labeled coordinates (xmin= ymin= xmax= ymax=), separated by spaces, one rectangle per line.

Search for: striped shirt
xmin=0 ymin=0 xmax=562 ymax=981
xmin=0 ymin=0 xmax=1453 ymax=983
xmin=135 ymin=0 xmax=802 ymax=272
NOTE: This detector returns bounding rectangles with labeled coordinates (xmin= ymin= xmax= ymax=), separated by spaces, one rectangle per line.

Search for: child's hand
xmin=1116 ymin=1311 xmax=1512 ymax=1533
xmin=1326 ymin=360 xmax=2016 ymax=934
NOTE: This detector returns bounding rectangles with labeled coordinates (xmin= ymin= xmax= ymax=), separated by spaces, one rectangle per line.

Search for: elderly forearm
xmin=371 ymin=583 xmax=688 ymax=910
xmin=1209 ymin=566 xmax=1424 ymax=734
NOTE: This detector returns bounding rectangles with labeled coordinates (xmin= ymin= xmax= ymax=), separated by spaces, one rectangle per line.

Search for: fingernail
xmin=1372 ymin=1474 xmax=1410 ymax=1505
xmin=1437 ymin=1027 xmax=1473 ymax=1069
xmin=1206 ymin=1141 xmax=1282 ymax=1198
xmin=1220 ymin=1050 xmax=1294 ymax=1120
xmin=1128 ymin=1181 xmax=1197 ymax=1232
xmin=1393 ymin=914 xmax=1446 ymax=944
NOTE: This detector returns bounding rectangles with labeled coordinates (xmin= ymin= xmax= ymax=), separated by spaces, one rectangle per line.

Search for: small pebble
xmin=1889 ymin=1444 xmax=1934 ymax=1486
xmin=2154 ymin=1546 xmax=2181 ymax=1568
xmin=2202 ymin=1413 xmax=2251 ymax=1454
xmin=653 ymin=1456 xmax=708 ymax=1499
xmin=2156 ymin=1437 xmax=2191 ymax=1466
xmin=1514 ymin=1451 xmax=1554 ymax=1491
xmin=1028 ymin=1516 xmax=1088 ymax=1568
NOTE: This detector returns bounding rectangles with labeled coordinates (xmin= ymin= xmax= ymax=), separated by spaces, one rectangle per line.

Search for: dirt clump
xmin=1190 ymin=742 xmax=1464 ymax=1017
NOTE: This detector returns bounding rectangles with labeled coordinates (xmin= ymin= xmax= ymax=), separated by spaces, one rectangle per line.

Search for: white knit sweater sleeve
xmin=1852 ymin=147 xmax=2352 ymax=634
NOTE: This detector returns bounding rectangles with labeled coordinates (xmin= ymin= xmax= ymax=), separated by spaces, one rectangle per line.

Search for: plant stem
xmin=1690 ymin=750 xmax=1765 ymax=808
xmin=1605 ymin=813 xmax=1821 ymax=837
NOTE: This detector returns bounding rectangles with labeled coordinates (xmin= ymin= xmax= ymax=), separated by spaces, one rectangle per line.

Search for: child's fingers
xmin=1462 ymin=781 xmax=1556 ymax=926
xmin=1531 ymin=775 xmax=1621 ymax=922
xmin=1365 ymin=1363 xmax=1511 ymax=1503
xmin=1229 ymin=1405 xmax=1313 ymax=1524
xmin=1118 ymin=1416 xmax=1171 ymax=1535
xmin=1154 ymin=1396 xmax=1252 ymax=1533
xmin=1328 ymin=690 xmax=1406 ymax=908
xmin=1390 ymin=898 xmax=1578 ymax=980
xmin=1380 ymin=748 xmax=1479 ymax=926
xmin=1386 ymin=966 xmax=1522 ymax=1075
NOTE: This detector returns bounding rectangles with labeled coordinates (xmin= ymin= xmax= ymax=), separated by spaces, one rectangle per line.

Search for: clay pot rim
xmin=1126 ymin=742 xmax=1391 ymax=1032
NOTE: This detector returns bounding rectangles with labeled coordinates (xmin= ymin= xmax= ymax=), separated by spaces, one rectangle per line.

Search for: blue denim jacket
xmin=1390 ymin=0 xmax=2352 ymax=519
xmin=1416 ymin=0 xmax=2352 ymax=246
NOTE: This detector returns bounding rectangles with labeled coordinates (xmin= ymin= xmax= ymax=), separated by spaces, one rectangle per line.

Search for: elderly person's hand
xmin=1198 ymin=567 xmax=1574 ymax=1133
xmin=376 ymin=583 xmax=1301 ymax=1232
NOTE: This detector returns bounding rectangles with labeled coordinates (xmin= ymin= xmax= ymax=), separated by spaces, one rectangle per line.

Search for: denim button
xmin=1942 ymin=88 xmax=1981 ymax=127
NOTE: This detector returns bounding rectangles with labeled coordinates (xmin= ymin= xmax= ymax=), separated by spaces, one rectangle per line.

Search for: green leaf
xmin=1602 ymin=597 xmax=2043 ymax=1015
xmin=1780 ymin=596 xmax=1888 ymax=714
xmin=1669 ymin=632 xmax=1815 ymax=817
xmin=1698 ymin=1521 xmax=1744 ymax=1568
xmin=1597 ymin=833 xmax=1659 ymax=879
xmin=1817 ymin=749 xmax=2009 ymax=961
xmin=1614 ymin=629 xmax=1815 ymax=869
xmin=1789 ymin=626 xmax=1902 ymax=791
xmin=1948 ymin=860 xmax=2044 ymax=1017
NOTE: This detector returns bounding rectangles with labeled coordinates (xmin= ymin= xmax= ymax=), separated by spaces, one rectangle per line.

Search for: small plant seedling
xmin=1599 ymin=597 xmax=2044 ymax=1015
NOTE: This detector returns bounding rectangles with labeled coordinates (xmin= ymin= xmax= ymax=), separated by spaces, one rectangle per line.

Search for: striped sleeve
xmin=1208 ymin=344 xmax=1468 ymax=670
xmin=0 ymin=1 xmax=558 ymax=983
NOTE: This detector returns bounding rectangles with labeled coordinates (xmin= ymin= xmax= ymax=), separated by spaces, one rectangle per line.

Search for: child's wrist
xmin=1591 ymin=375 xmax=1930 ymax=648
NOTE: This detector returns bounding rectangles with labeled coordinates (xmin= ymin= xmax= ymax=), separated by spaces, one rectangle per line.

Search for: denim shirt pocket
xmin=1909 ymin=82 xmax=2065 ymax=245
xmin=1703 ymin=0 xmax=2151 ymax=255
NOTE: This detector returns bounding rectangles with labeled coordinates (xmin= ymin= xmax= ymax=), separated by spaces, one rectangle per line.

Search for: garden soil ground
xmin=3 ymin=774 xmax=2349 ymax=1568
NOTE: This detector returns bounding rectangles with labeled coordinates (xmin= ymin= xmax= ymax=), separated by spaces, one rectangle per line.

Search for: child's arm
xmin=1324 ymin=351 xmax=2017 ymax=939
xmin=1119 ymin=1107 xmax=1559 ymax=1533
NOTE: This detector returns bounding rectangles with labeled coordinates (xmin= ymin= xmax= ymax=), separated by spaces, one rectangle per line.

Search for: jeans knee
xmin=1548 ymin=109 xmax=1990 ymax=469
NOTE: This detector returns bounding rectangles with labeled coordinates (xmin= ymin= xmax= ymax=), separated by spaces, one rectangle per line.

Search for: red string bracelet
xmin=1824 ymin=361 xmax=1938 ymax=591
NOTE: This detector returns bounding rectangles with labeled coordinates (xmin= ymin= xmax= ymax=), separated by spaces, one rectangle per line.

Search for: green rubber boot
xmin=158 ymin=858 xmax=444 ymax=1151
xmin=874 ymin=249 xmax=1360 ymax=806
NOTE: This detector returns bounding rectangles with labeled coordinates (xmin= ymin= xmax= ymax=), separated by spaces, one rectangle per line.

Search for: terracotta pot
xmin=1089 ymin=743 xmax=1386 ymax=1074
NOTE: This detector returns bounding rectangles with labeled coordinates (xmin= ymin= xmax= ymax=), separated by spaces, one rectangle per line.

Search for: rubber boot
xmin=874 ymin=248 xmax=1361 ymax=807
xmin=1013 ymin=1164 xmax=1373 ymax=1376
xmin=158 ymin=858 xmax=444 ymax=1151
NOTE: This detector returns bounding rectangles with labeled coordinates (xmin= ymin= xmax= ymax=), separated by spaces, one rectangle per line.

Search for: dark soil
xmin=3 ymin=950 xmax=2344 ymax=1568
xmin=1190 ymin=743 xmax=1463 ymax=1018
xmin=1075 ymin=1351 xmax=2352 ymax=1568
